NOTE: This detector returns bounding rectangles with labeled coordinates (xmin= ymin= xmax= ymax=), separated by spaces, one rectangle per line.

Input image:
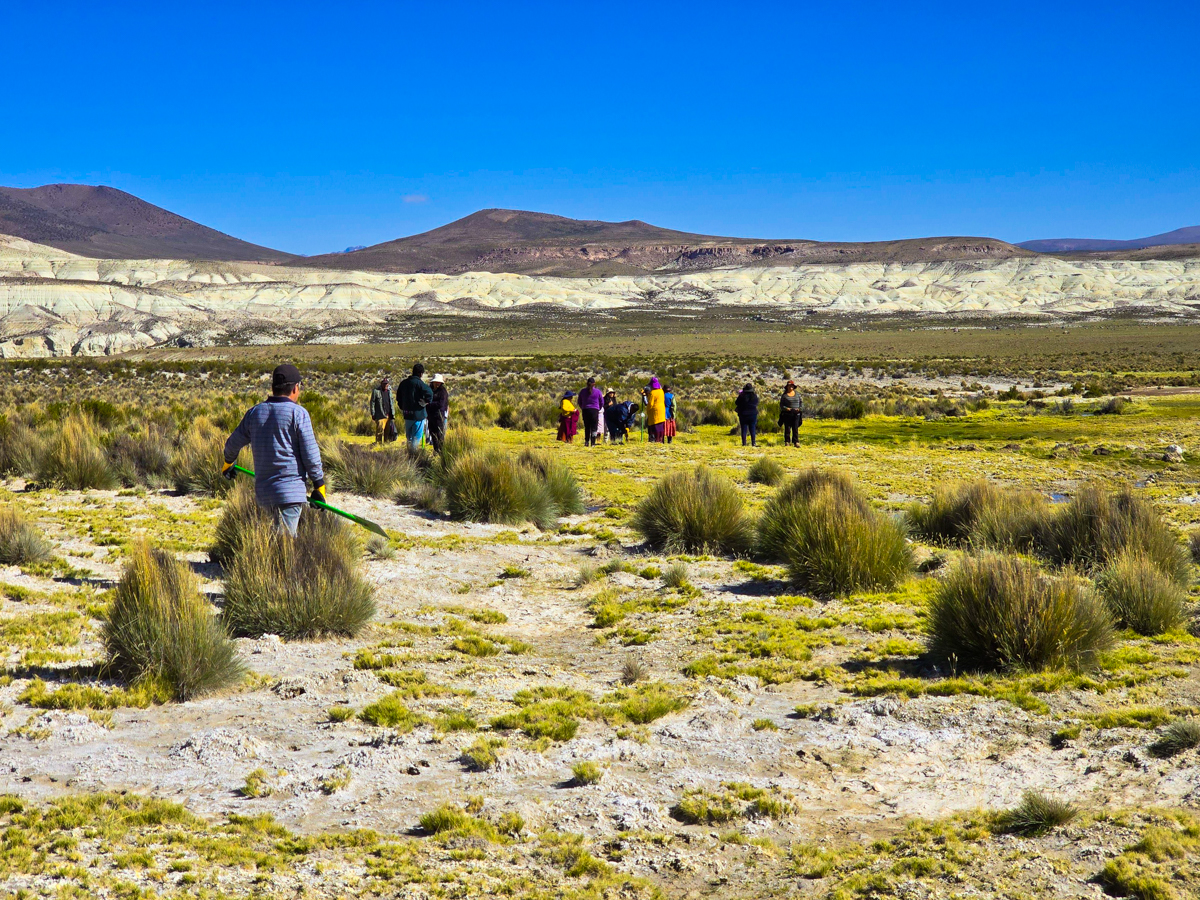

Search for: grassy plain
xmin=0 ymin=318 xmax=1197 ymax=899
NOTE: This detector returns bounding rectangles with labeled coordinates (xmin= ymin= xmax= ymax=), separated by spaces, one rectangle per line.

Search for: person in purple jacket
xmin=577 ymin=376 xmax=604 ymax=447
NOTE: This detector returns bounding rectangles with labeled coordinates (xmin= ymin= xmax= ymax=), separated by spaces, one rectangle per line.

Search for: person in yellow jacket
xmin=557 ymin=391 xmax=580 ymax=442
xmin=646 ymin=377 xmax=667 ymax=442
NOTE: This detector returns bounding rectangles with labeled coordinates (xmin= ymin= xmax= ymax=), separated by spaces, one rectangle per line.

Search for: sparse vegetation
xmin=221 ymin=506 xmax=375 ymax=639
xmin=1149 ymin=719 xmax=1200 ymax=758
xmin=757 ymin=470 xmax=911 ymax=596
xmin=632 ymin=466 xmax=754 ymax=555
xmin=461 ymin=736 xmax=506 ymax=771
xmin=36 ymin=417 xmax=116 ymax=490
xmin=440 ymin=447 xmax=581 ymax=529
xmin=1096 ymin=551 xmax=1187 ymax=635
xmin=747 ymin=456 xmax=785 ymax=486
xmin=994 ymin=791 xmax=1077 ymax=836
xmin=928 ymin=553 xmax=1114 ymax=672
xmin=621 ymin=656 xmax=648 ymax=684
xmin=570 ymin=760 xmax=604 ymax=785
xmin=103 ymin=541 xmax=245 ymax=700
xmin=0 ymin=507 xmax=52 ymax=565
xmin=908 ymin=479 xmax=1049 ymax=552
xmin=323 ymin=441 xmax=417 ymax=498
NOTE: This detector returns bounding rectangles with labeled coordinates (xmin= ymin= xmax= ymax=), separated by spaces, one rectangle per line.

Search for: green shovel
xmin=230 ymin=464 xmax=389 ymax=538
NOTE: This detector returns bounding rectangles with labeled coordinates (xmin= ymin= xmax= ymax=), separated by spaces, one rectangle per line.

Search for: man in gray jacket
xmin=222 ymin=363 xmax=326 ymax=536
xmin=370 ymin=377 xmax=395 ymax=444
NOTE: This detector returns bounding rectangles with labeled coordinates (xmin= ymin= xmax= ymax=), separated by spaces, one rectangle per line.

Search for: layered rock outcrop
xmin=1 ymin=234 xmax=1198 ymax=357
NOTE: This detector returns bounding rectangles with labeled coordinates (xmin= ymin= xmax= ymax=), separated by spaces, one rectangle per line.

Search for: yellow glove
xmin=310 ymin=482 xmax=327 ymax=503
xmin=221 ymin=460 xmax=236 ymax=481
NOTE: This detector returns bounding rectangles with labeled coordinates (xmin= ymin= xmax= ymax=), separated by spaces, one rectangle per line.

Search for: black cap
xmin=273 ymin=363 xmax=302 ymax=390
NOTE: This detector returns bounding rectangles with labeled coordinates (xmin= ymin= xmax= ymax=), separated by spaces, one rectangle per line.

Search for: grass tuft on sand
xmin=632 ymin=466 xmax=754 ymax=555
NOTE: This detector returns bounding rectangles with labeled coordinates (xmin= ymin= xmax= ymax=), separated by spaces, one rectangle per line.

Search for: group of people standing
xmin=558 ymin=377 xmax=678 ymax=445
xmin=732 ymin=380 xmax=804 ymax=447
xmin=370 ymin=364 xmax=450 ymax=452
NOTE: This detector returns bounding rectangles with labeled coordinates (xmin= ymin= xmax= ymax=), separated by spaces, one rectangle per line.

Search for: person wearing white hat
xmin=428 ymin=373 xmax=449 ymax=453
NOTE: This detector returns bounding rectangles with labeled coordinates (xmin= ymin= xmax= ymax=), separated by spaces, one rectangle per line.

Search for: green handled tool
xmin=230 ymin=464 xmax=389 ymax=538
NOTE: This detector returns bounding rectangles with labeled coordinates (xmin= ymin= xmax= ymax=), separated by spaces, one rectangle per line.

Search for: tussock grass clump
xmin=570 ymin=760 xmax=604 ymax=786
xmin=1044 ymin=486 xmax=1189 ymax=584
xmin=169 ymin=418 xmax=232 ymax=495
xmin=221 ymin=508 xmax=375 ymax=640
xmin=440 ymin=447 xmax=581 ymax=529
xmin=323 ymin=441 xmax=417 ymax=498
xmin=621 ymin=657 xmax=648 ymax=684
xmin=209 ymin=481 xmax=259 ymax=564
xmin=747 ymin=456 xmax=785 ymax=486
xmin=632 ymin=467 xmax=754 ymax=556
xmin=928 ymin=554 xmax=1114 ymax=673
xmin=671 ymin=782 xmax=790 ymax=825
xmin=0 ymin=414 xmax=43 ymax=478
xmin=108 ymin=426 xmax=173 ymax=488
xmin=1149 ymin=719 xmax=1200 ymax=758
xmin=357 ymin=692 xmax=425 ymax=730
xmin=757 ymin=471 xmax=911 ymax=596
xmin=662 ymin=562 xmax=690 ymax=590
xmin=1096 ymin=551 xmax=1187 ymax=635
xmin=419 ymin=804 xmax=497 ymax=840
xmin=0 ymin=507 xmax=52 ymax=565
xmin=36 ymin=417 xmax=116 ymax=490
xmin=462 ymin=736 xmax=506 ymax=771
xmin=994 ymin=791 xmax=1078 ymax=836
xmin=1188 ymin=527 xmax=1200 ymax=565
xmin=104 ymin=542 xmax=245 ymax=701
xmin=908 ymin=479 xmax=1050 ymax=551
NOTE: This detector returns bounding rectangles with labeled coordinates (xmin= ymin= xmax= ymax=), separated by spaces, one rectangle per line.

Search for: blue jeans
xmin=405 ymin=418 xmax=426 ymax=449
xmin=739 ymin=416 xmax=757 ymax=446
xmin=267 ymin=503 xmax=304 ymax=537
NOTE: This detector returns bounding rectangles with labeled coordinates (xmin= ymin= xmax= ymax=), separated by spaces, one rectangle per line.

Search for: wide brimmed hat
xmin=431 ymin=373 xmax=446 ymax=384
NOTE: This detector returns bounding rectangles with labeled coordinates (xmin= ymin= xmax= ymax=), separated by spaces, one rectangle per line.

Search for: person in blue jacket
xmin=396 ymin=363 xmax=435 ymax=449
xmin=222 ymin=363 xmax=326 ymax=536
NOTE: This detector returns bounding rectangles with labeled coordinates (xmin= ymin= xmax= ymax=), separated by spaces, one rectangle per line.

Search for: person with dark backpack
xmin=734 ymin=383 xmax=759 ymax=447
xmin=779 ymin=380 xmax=803 ymax=447
xmin=396 ymin=363 xmax=433 ymax=450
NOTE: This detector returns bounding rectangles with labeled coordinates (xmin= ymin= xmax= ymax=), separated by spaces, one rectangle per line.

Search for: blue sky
xmin=2 ymin=1 xmax=1197 ymax=255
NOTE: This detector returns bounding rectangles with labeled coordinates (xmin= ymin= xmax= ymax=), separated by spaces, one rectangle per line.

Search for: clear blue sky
xmin=2 ymin=1 xmax=1196 ymax=255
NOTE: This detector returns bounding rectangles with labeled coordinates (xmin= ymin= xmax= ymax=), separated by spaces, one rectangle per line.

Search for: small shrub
xmin=575 ymin=564 xmax=599 ymax=587
xmin=1097 ymin=857 xmax=1175 ymax=900
xmin=570 ymin=761 xmax=604 ymax=786
xmin=0 ymin=507 xmax=52 ymax=565
xmin=420 ymin=804 xmax=471 ymax=834
xmin=747 ymin=456 xmax=785 ymax=487
xmin=994 ymin=791 xmax=1077 ymax=836
xmin=440 ymin=450 xmax=557 ymax=529
xmin=908 ymin=480 xmax=1049 ymax=551
xmin=435 ymin=710 xmax=477 ymax=732
xmin=497 ymin=811 xmax=524 ymax=836
xmin=1095 ymin=396 xmax=1128 ymax=415
xmin=756 ymin=469 xmax=868 ymax=562
xmin=37 ymin=417 xmax=116 ymax=490
xmin=241 ymin=768 xmax=272 ymax=798
xmin=758 ymin=473 xmax=911 ymax=596
xmin=0 ymin=414 xmax=43 ymax=477
xmin=222 ymin=507 xmax=375 ymax=640
xmin=365 ymin=535 xmax=395 ymax=560
xmin=358 ymin=692 xmax=425 ymax=730
xmin=327 ymin=705 xmax=354 ymax=723
xmin=451 ymin=635 xmax=502 ymax=657
xmin=462 ymin=736 xmax=506 ymax=771
xmin=1148 ymin=719 xmax=1200 ymax=758
xmin=928 ymin=554 xmax=1114 ymax=673
xmin=319 ymin=765 xmax=351 ymax=794
xmin=632 ymin=466 xmax=754 ymax=555
xmin=104 ymin=542 xmax=245 ymax=701
xmin=1188 ymin=526 xmax=1200 ymax=564
xmin=752 ymin=718 xmax=778 ymax=731
xmin=1096 ymin=551 xmax=1187 ymax=635
xmin=1043 ymin=486 xmax=1189 ymax=584
xmin=324 ymin=441 xmax=417 ymax=498
xmin=108 ymin=427 xmax=173 ymax=487
xmin=611 ymin=682 xmax=689 ymax=724
xmin=169 ymin=419 xmax=231 ymax=495
xmin=621 ymin=657 xmax=647 ymax=685
xmin=662 ymin=562 xmax=690 ymax=590
xmin=499 ymin=565 xmax=529 ymax=579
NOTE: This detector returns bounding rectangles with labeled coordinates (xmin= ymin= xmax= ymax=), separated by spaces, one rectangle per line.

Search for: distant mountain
xmin=301 ymin=208 xmax=1032 ymax=276
xmin=0 ymin=184 xmax=294 ymax=262
xmin=1019 ymin=225 xmax=1200 ymax=254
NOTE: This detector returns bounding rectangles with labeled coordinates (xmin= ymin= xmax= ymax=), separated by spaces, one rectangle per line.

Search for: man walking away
xmin=779 ymin=380 xmax=803 ymax=447
xmin=735 ymin=383 xmax=759 ymax=447
xmin=663 ymin=385 xmax=677 ymax=444
xmin=428 ymin=374 xmax=449 ymax=453
xmin=578 ymin=377 xmax=603 ymax=447
xmin=370 ymin=377 xmax=395 ymax=444
xmin=222 ymin=363 xmax=326 ymax=537
xmin=397 ymin=363 xmax=434 ymax=450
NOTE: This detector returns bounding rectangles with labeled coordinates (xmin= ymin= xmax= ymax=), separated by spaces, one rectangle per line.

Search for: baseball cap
xmin=272 ymin=363 xmax=302 ymax=390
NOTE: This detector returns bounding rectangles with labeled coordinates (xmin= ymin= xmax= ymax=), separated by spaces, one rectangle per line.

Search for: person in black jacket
xmin=778 ymin=380 xmax=803 ymax=447
xmin=734 ymin=383 xmax=759 ymax=447
xmin=396 ymin=363 xmax=434 ymax=449
xmin=427 ymin=374 xmax=449 ymax=453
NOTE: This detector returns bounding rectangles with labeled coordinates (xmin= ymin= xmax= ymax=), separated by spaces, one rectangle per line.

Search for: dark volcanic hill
xmin=0 ymin=184 xmax=294 ymax=262
xmin=1019 ymin=225 xmax=1200 ymax=254
xmin=302 ymin=208 xmax=1032 ymax=276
